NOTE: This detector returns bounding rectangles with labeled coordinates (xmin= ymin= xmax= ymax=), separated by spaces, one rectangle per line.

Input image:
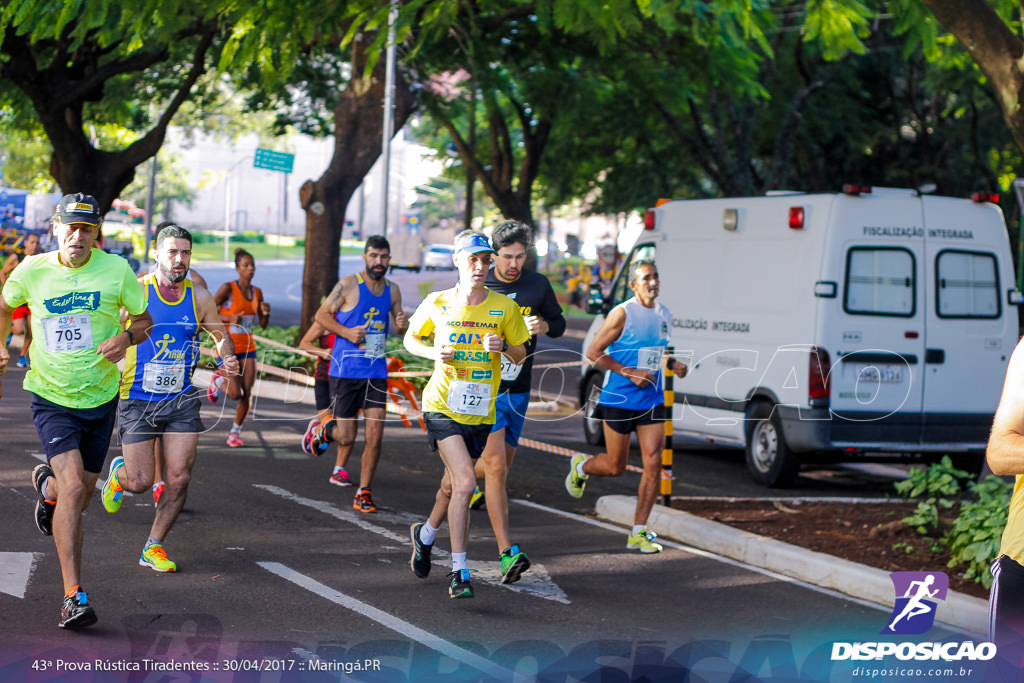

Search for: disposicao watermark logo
xmin=830 ymin=570 xmax=997 ymax=663
xmin=883 ymin=571 xmax=947 ymax=635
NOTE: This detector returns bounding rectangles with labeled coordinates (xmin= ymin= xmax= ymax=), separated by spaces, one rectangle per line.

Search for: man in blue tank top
xmin=565 ymin=260 xmax=688 ymax=553
xmin=303 ymin=235 xmax=409 ymax=513
xmin=100 ymin=224 xmax=238 ymax=573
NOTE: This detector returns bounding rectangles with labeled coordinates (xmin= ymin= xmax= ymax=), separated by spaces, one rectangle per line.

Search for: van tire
xmin=582 ymin=373 xmax=605 ymax=446
xmin=744 ymin=403 xmax=800 ymax=488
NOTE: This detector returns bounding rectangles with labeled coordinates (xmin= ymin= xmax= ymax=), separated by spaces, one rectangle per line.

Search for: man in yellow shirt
xmin=404 ymin=230 xmax=529 ymax=599
xmin=0 ymin=193 xmax=152 ymax=629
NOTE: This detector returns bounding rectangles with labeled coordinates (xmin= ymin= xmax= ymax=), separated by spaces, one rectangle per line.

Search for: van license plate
xmin=856 ymin=365 xmax=903 ymax=383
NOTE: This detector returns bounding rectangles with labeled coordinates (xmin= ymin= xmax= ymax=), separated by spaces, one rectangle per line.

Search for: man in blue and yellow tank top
xmin=99 ymin=224 xmax=238 ymax=573
xmin=303 ymin=235 xmax=409 ymax=514
xmin=565 ymin=259 xmax=688 ymax=554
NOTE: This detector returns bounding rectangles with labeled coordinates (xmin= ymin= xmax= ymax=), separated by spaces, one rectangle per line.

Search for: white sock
xmin=451 ymin=552 xmax=468 ymax=572
xmin=41 ymin=478 xmax=54 ymax=502
xmin=575 ymin=459 xmax=588 ymax=477
xmin=419 ymin=521 xmax=439 ymax=546
xmin=632 ymin=525 xmax=646 ymax=537
xmin=333 ymin=466 xmax=345 ymax=474
xmin=231 ymin=423 xmax=242 ymax=434
xmin=214 ymin=374 xmax=226 ymax=390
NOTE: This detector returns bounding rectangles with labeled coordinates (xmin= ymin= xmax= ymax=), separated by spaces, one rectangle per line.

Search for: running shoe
xmin=499 ymin=545 xmax=531 ymax=584
xmin=152 ymin=481 xmax=165 ymax=504
xmin=59 ymin=588 xmax=97 ymax=630
xmin=447 ymin=569 xmax=474 ymax=599
xmin=139 ymin=543 xmax=177 ymax=572
xmin=409 ymin=522 xmax=432 ymax=579
xmin=226 ymin=432 xmax=244 ymax=448
xmin=207 ymin=372 xmax=222 ymax=402
xmin=565 ymin=454 xmax=589 ymax=499
xmin=16 ymin=356 xmax=28 ymax=368
xmin=32 ymin=463 xmax=55 ymax=536
xmin=469 ymin=485 xmax=485 ymax=510
xmin=329 ymin=467 xmax=352 ymax=487
xmin=101 ymin=455 xmax=125 ymax=513
xmin=626 ymin=529 xmax=664 ymax=554
xmin=301 ymin=418 xmax=327 ymax=455
xmin=353 ymin=488 xmax=377 ymax=513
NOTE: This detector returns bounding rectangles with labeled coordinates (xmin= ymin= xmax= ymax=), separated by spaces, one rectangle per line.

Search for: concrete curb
xmin=595 ymin=494 xmax=989 ymax=637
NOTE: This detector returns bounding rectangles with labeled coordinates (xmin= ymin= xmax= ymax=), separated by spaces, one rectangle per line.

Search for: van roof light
xmin=842 ymin=184 xmax=872 ymax=196
xmin=643 ymin=208 xmax=656 ymax=230
xmin=971 ymin=192 xmax=999 ymax=203
xmin=788 ymin=206 xmax=804 ymax=229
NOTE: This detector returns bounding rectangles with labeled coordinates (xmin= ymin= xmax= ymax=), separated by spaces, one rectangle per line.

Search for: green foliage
xmin=255 ymin=325 xmax=307 ymax=374
xmin=943 ymin=476 xmax=1012 ymax=590
xmin=894 ymin=455 xmax=970 ymax=500
xmin=895 ymin=456 xmax=1012 ymax=588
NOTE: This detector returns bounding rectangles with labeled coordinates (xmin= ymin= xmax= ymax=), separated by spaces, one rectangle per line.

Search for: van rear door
xmin=919 ymin=196 xmax=1013 ymax=446
xmin=823 ymin=193 xmax=927 ymax=445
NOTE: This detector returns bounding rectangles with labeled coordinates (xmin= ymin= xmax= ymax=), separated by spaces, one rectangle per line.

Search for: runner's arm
xmin=298 ymin=321 xmax=332 ymax=360
xmin=987 ymin=337 xmax=1024 ymax=475
xmin=536 ymin=280 xmax=567 ymax=339
xmin=256 ymin=287 xmax=270 ymax=328
xmin=213 ymin=282 xmax=237 ymax=325
xmin=314 ymin=277 xmax=367 ymax=344
xmin=99 ymin=308 xmax=153 ymax=363
xmin=389 ymin=282 xmax=409 ymax=335
xmin=0 ymin=291 xmax=12 ymax=376
xmin=195 ymin=286 xmax=237 ymax=360
xmin=585 ymin=306 xmax=654 ymax=387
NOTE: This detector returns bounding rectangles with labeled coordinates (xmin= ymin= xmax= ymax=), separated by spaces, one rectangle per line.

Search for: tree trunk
xmin=918 ymin=0 xmax=1024 ymax=154
xmin=298 ymin=43 xmax=416 ymax=331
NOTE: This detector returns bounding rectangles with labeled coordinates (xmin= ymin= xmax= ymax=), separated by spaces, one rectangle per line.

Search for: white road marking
xmin=0 ymin=552 xmax=40 ymax=599
xmin=259 ymin=562 xmax=514 ymax=679
xmin=256 ymin=485 xmax=569 ymax=603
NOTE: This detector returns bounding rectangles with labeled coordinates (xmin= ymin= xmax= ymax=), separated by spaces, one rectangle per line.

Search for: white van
xmin=580 ymin=187 xmax=1021 ymax=487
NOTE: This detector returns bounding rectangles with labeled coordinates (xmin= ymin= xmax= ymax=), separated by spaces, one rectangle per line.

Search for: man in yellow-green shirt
xmin=404 ymin=229 xmax=529 ymax=600
xmin=0 ymin=193 xmax=152 ymax=630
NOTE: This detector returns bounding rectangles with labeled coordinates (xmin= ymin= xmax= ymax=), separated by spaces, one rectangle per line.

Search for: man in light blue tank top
xmin=303 ymin=235 xmax=409 ymax=514
xmin=565 ymin=260 xmax=688 ymax=553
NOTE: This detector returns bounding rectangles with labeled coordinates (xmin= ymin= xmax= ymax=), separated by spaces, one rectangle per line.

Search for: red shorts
xmin=12 ymin=304 xmax=29 ymax=320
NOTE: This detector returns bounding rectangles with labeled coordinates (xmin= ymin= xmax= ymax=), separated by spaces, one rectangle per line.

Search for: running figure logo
xmin=883 ymin=571 xmax=948 ymax=635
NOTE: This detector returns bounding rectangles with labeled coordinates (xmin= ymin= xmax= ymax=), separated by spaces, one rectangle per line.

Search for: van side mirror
xmin=586 ymin=284 xmax=606 ymax=314
xmin=1009 ymin=289 xmax=1024 ymax=305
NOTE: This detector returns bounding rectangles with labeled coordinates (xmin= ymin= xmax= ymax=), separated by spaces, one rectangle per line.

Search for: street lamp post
xmin=223 ymin=155 xmax=252 ymax=262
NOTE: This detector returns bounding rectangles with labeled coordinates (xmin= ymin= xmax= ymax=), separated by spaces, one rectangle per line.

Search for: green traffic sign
xmin=254 ymin=147 xmax=295 ymax=173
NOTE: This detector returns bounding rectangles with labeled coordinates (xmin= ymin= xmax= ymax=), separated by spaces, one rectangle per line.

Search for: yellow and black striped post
xmin=662 ymin=346 xmax=674 ymax=506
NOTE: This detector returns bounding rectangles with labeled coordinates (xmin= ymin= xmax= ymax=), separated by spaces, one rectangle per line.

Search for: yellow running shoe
xmin=139 ymin=543 xmax=177 ymax=572
xmin=101 ymin=456 xmax=125 ymax=513
xmin=626 ymin=529 xmax=664 ymax=554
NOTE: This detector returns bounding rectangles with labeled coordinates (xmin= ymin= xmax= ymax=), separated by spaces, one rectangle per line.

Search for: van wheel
xmin=582 ymin=373 xmax=605 ymax=446
xmin=745 ymin=403 xmax=800 ymax=488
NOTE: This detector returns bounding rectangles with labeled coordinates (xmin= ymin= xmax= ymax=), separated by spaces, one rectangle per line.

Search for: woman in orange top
xmin=209 ymin=248 xmax=270 ymax=447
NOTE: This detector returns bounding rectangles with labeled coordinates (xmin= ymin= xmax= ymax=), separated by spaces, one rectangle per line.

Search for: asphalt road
xmin=0 ymin=353 xmax=973 ymax=682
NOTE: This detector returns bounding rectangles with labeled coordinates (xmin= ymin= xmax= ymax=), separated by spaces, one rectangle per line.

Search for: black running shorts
xmin=31 ymin=393 xmax=119 ymax=474
xmin=329 ymin=377 xmax=388 ymax=419
xmin=423 ymin=412 xmax=492 ymax=460
xmin=599 ymin=404 xmax=666 ymax=435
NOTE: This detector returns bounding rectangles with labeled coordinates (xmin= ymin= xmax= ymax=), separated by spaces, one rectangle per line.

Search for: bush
xmin=943 ymin=476 xmax=1012 ymax=589
xmin=895 ymin=455 xmax=1012 ymax=588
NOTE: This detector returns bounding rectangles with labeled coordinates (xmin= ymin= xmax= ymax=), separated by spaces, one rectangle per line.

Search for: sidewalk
xmin=595 ymin=494 xmax=989 ymax=638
